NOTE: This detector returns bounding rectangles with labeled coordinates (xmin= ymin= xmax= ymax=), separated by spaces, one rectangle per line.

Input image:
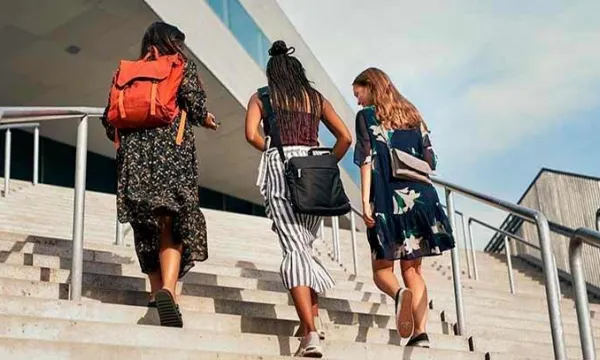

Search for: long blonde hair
xmin=353 ymin=67 xmax=428 ymax=131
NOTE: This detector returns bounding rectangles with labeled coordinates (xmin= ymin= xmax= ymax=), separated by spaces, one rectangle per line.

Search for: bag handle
xmin=308 ymin=147 xmax=333 ymax=156
xmin=257 ymin=87 xmax=287 ymax=165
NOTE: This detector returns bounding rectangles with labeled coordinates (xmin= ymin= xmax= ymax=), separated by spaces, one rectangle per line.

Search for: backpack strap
xmin=257 ymin=87 xmax=286 ymax=164
xmin=175 ymin=110 xmax=187 ymax=145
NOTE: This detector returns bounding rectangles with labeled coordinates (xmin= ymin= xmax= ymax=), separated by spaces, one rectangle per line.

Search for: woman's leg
xmin=372 ymin=259 xmax=401 ymax=298
xmin=401 ymin=258 xmax=428 ymax=335
xmin=148 ymin=271 xmax=162 ymax=302
xmin=373 ymin=258 xmax=414 ymax=338
xmin=291 ymin=286 xmax=317 ymax=336
xmin=310 ymin=289 xmax=319 ymax=318
xmin=297 ymin=289 xmax=320 ymax=331
xmin=158 ymin=216 xmax=182 ymax=299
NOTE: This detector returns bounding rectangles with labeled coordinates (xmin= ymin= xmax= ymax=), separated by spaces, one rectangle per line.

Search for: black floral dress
xmin=101 ymin=60 xmax=209 ymax=278
xmin=354 ymin=106 xmax=455 ymax=261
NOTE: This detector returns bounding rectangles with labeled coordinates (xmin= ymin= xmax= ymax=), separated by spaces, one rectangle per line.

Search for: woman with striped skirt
xmin=244 ymin=40 xmax=352 ymax=358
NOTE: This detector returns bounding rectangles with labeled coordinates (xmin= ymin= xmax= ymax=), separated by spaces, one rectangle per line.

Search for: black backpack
xmin=258 ymin=87 xmax=351 ymax=217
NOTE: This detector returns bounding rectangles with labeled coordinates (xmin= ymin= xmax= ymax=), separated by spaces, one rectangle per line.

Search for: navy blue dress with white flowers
xmin=354 ymin=107 xmax=455 ymax=261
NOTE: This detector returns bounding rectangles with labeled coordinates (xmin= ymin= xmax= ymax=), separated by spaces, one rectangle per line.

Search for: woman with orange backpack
xmin=101 ymin=21 xmax=218 ymax=328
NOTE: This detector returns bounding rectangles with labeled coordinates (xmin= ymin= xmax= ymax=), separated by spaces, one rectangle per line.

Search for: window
xmin=206 ymin=0 xmax=270 ymax=68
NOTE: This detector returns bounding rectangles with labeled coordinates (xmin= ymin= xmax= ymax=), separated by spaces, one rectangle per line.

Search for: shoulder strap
xmin=257 ymin=87 xmax=286 ymax=164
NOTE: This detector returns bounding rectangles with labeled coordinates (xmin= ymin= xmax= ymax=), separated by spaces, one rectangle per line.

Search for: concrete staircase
xmin=0 ymin=179 xmax=598 ymax=359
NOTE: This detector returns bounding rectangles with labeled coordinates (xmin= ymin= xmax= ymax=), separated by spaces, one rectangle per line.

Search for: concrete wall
xmin=514 ymin=171 xmax=600 ymax=288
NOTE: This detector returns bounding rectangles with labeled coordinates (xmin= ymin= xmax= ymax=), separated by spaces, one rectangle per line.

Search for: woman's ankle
xmin=160 ymin=287 xmax=177 ymax=300
xmin=413 ymin=329 xmax=426 ymax=337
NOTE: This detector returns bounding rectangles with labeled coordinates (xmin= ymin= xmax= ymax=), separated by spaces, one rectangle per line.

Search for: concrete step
xmin=431 ymin=292 xmax=597 ymax=320
xmin=0 ymin=276 xmax=454 ymax=335
xmin=486 ymin=351 xmax=580 ymax=360
xmin=0 ymin=295 xmax=469 ymax=351
xmin=0 ymin=256 xmax=588 ymax=328
xmin=0 ymin=234 xmax=567 ymax=299
xmin=477 ymin=336 xmax=590 ymax=359
xmin=0 ymin=237 xmax=594 ymax=319
xmin=0 ymin=338 xmax=327 ymax=360
xmin=0 ymin=314 xmax=482 ymax=360
xmin=0 ymin=275 xmax=451 ymax=333
xmin=440 ymin=303 xmax=600 ymax=331
xmin=5 ymin=250 xmax=596 ymax=332
xmin=0 ymin=234 xmax=467 ymax=290
xmin=466 ymin=323 xmax=597 ymax=351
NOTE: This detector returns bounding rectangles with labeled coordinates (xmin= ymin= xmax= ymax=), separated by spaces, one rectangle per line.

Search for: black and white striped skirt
xmin=257 ymin=145 xmax=336 ymax=293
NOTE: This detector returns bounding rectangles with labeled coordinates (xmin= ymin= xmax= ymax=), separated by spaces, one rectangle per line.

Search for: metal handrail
xmin=1 ymin=123 xmax=41 ymax=195
xmin=468 ymin=217 xmax=562 ymax=297
xmin=430 ymin=177 xmax=567 ymax=359
xmin=569 ymin=227 xmax=600 ymax=359
xmin=441 ymin=205 xmax=476 ymax=280
xmin=0 ymin=106 xmax=104 ymax=302
xmin=325 ymin=205 xmax=361 ymax=275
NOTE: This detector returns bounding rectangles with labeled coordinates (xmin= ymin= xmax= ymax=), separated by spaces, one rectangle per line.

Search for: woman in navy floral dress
xmin=352 ymin=68 xmax=454 ymax=347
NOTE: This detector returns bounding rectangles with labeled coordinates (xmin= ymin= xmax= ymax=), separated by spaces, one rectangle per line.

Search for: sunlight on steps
xmin=0 ymin=181 xmax=598 ymax=359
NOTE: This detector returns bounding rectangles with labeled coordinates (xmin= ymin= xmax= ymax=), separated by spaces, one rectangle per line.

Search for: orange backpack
xmin=107 ymin=47 xmax=187 ymax=147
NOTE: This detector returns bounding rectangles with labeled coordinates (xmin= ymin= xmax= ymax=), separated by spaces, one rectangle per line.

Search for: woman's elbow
xmin=339 ymin=133 xmax=352 ymax=148
xmin=245 ymin=130 xmax=255 ymax=144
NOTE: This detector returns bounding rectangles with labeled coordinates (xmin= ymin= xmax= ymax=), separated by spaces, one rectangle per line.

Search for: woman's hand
xmin=203 ymin=112 xmax=219 ymax=130
xmin=362 ymin=201 xmax=376 ymax=228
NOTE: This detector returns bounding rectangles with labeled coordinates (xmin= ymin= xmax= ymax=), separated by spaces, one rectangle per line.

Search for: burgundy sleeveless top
xmin=263 ymin=109 xmax=320 ymax=147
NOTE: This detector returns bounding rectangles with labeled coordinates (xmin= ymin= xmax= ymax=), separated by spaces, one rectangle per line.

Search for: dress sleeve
xmin=421 ymin=123 xmax=437 ymax=171
xmin=353 ymin=110 xmax=372 ymax=167
xmin=178 ymin=60 xmax=208 ymax=127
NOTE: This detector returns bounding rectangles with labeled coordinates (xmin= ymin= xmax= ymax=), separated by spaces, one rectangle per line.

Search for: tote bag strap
xmin=257 ymin=86 xmax=286 ymax=165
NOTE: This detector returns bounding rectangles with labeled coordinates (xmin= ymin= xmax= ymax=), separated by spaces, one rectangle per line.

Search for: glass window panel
xmin=206 ymin=0 xmax=227 ymax=23
xmin=228 ymin=0 xmax=262 ymax=63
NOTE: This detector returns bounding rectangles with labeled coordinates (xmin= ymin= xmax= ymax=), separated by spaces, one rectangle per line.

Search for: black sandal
xmin=155 ymin=289 xmax=183 ymax=328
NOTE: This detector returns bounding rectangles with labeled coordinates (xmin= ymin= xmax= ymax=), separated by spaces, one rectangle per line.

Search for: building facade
xmin=0 ymin=0 xmax=361 ymax=216
xmin=486 ymin=169 xmax=600 ymax=291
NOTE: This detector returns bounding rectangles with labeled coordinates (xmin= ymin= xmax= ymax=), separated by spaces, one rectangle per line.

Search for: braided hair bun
xmin=269 ymin=40 xmax=294 ymax=57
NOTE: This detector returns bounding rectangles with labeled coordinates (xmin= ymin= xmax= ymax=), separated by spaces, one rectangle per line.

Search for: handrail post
xmin=445 ymin=189 xmax=466 ymax=335
xmin=319 ymin=220 xmax=325 ymax=240
xmin=552 ymin=255 xmax=561 ymax=294
xmin=569 ymin=231 xmax=596 ymax=360
xmin=3 ymin=129 xmax=11 ymax=197
xmin=70 ymin=115 xmax=88 ymax=301
xmin=33 ymin=126 xmax=39 ymax=185
xmin=115 ymin=220 xmax=124 ymax=246
xmin=350 ymin=211 xmax=359 ymax=275
xmin=460 ymin=214 xmax=472 ymax=279
xmin=534 ymin=213 xmax=567 ymax=359
xmin=504 ymin=236 xmax=516 ymax=294
xmin=331 ymin=217 xmax=340 ymax=262
xmin=466 ymin=217 xmax=479 ymax=280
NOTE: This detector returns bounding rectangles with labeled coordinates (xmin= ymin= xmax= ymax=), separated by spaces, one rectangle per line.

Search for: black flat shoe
xmin=406 ymin=333 xmax=430 ymax=348
xmin=155 ymin=289 xmax=183 ymax=328
xmin=147 ymin=301 xmax=157 ymax=308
